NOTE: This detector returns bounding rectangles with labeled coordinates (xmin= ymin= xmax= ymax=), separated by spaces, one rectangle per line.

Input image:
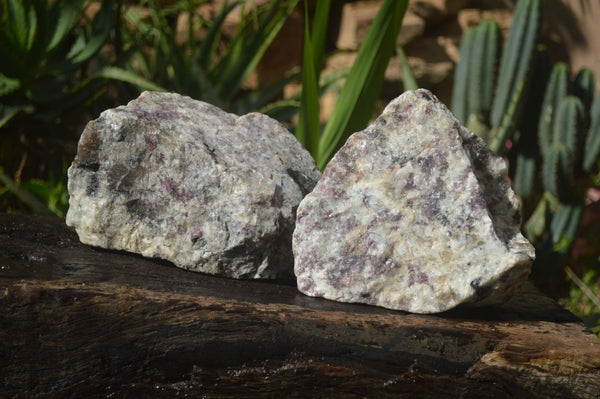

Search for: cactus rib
xmin=538 ymin=62 xmax=569 ymax=157
xmin=468 ymin=20 xmax=500 ymax=120
xmin=490 ymin=0 xmax=540 ymax=129
xmin=583 ymin=93 xmax=600 ymax=172
xmin=572 ymin=68 xmax=595 ymax=112
xmin=451 ymin=27 xmax=476 ymax=124
xmin=543 ymin=142 xmax=572 ymax=202
xmin=550 ymin=203 xmax=583 ymax=252
xmin=553 ymin=96 xmax=585 ymax=168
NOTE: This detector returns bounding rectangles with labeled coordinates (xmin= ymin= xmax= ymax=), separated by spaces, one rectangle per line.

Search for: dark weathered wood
xmin=1 ymin=213 xmax=599 ymax=398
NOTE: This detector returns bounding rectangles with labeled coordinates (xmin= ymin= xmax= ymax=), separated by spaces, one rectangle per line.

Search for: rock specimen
xmin=66 ymin=91 xmax=320 ymax=279
xmin=293 ymin=89 xmax=535 ymax=313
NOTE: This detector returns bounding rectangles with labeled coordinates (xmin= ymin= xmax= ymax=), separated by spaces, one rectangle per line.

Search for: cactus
xmin=451 ymin=0 xmax=600 ymax=292
xmin=538 ymin=62 xmax=569 ymax=158
xmin=512 ymin=47 xmax=550 ymax=202
xmin=452 ymin=0 xmax=539 ymax=152
xmin=572 ymin=68 xmax=595 ymax=111
xmin=553 ymin=96 xmax=585 ymax=165
xmin=468 ymin=20 xmax=500 ymax=124
xmin=528 ymin=71 xmax=599 ymax=256
xmin=489 ymin=0 xmax=539 ymax=142
xmin=583 ymin=93 xmax=600 ymax=172
xmin=549 ymin=203 xmax=583 ymax=254
xmin=451 ymin=27 xmax=476 ymax=125
xmin=543 ymin=142 xmax=572 ymax=202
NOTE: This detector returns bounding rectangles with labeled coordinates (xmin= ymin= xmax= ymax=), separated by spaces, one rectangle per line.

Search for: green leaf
xmin=45 ymin=0 xmax=87 ymax=53
xmin=233 ymin=71 xmax=300 ymax=115
xmin=0 ymin=167 xmax=53 ymax=216
xmin=296 ymin=0 xmax=330 ymax=158
xmin=214 ymin=0 xmax=300 ymax=102
xmin=396 ymin=45 xmax=417 ymax=91
xmin=0 ymin=73 xmax=21 ymax=96
xmin=95 ymin=66 xmax=167 ymax=92
xmin=317 ymin=0 xmax=409 ymax=169
xmin=68 ymin=0 xmax=114 ymax=65
xmin=6 ymin=0 xmax=38 ymax=53
xmin=197 ymin=1 xmax=241 ymax=71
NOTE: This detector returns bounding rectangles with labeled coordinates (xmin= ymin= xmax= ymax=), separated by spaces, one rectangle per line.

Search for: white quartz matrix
xmin=293 ymin=89 xmax=535 ymax=313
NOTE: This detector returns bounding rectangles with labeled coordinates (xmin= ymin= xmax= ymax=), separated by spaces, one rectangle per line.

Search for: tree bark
xmin=1 ymin=213 xmax=599 ymax=398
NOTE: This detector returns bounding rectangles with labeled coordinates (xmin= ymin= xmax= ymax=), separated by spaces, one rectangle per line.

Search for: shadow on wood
xmin=1 ymin=213 xmax=599 ymax=398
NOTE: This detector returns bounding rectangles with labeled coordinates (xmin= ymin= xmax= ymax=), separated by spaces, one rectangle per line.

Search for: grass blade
xmin=95 ymin=66 xmax=166 ymax=92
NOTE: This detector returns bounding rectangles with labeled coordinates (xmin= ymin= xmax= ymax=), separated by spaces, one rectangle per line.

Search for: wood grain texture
xmin=1 ymin=213 xmax=599 ymax=398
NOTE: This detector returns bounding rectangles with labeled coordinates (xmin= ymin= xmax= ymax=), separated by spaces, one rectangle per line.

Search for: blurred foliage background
xmin=0 ymin=0 xmax=598 ymax=335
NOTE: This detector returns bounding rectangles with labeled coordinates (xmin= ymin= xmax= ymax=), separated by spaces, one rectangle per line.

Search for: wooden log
xmin=0 ymin=213 xmax=598 ymax=398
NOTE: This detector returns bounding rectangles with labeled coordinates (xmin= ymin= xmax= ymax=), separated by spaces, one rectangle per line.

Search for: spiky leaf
xmin=317 ymin=0 xmax=408 ymax=169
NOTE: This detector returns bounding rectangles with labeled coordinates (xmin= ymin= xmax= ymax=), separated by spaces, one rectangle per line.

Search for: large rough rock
xmin=293 ymin=89 xmax=535 ymax=313
xmin=66 ymin=91 xmax=320 ymax=279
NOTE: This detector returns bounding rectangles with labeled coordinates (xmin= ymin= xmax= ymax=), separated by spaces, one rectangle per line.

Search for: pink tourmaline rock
xmin=293 ymin=89 xmax=535 ymax=313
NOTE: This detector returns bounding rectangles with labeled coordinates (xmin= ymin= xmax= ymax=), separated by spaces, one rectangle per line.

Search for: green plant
xmin=120 ymin=0 xmax=299 ymax=115
xmin=524 ymin=64 xmax=600 ymax=258
xmin=0 ymin=0 xmax=298 ymax=215
xmin=452 ymin=0 xmax=600 ymax=300
xmin=451 ymin=0 xmax=539 ymax=153
xmin=0 ymin=0 xmax=161 ymax=215
xmin=296 ymin=0 xmax=409 ymax=169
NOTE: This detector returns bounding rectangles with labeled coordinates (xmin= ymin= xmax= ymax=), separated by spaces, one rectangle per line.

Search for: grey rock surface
xmin=293 ymin=89 xmax=535 ymax=313
xmin=66 ymin=91 xmax=320 ymax=279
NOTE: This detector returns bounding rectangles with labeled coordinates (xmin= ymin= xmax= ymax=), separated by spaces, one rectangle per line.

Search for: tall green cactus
xmin=526 ymin=70 xmax=600 ymax=256
xmin=468 ymin=21 xmax=500 ymax=127
xmin=452 ymin=0 xmax=600 ymax=291
xmin=490 ymin=0 xmax=539 ymax=130
xmin=512 ymin=46 xmax=550 ymax=203
xmin=553 ymin=96 xmax=585 ymax=165
xmin=543 ymin=142 xmax=572 ymax=201
xmin=583 ymin=94 xmax=600 ymax=173
xmin=538 ymin=62 xmax=569 ymax=157
xmin=452 ymin=0 xmax=539 ymax=152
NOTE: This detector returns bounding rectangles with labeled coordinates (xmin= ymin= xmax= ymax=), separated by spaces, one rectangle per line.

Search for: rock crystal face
xmin=293 ymin=89 xmax=535 ymax=313
xmin=66 ymin=91 xmax=320 ymax=279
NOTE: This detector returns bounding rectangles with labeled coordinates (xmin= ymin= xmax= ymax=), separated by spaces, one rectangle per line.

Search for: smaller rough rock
xmin=293 ymin=89 xmax=535 ymax=313
xmin=66 ymin=91 xmax=320 ymax=280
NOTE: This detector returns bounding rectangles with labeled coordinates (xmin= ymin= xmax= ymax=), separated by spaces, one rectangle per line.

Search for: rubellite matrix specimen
xmin=293 ymin=89 xmax=535 ymax=313
xmin=66 ymin=91 xmax=320 ymax=279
